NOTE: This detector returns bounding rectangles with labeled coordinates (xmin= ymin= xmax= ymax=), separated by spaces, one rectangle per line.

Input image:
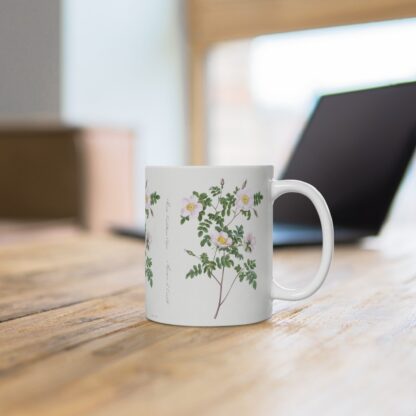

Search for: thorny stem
xmin=220 ymin=271 xmax=242 ymax=307
xmin=213 ymin=265 xmax=225 ymax=319
xmin=210 ymin=274 xmax=221 ymax=285
xmin=211 ymin=246 xmax=218 ymax=262
xmin=225 ymin=210 xmax=241 ymax=227
xmin=213 ymin=187 xmax=223 ymax=213
xmin=211 ymin=202 xmax=243 ymax=318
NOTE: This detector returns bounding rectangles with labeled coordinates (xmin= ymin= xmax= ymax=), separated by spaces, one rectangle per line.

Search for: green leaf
xmin=208 ymin=212 xmax=224 ymax=227
xmin=243 ymin=259 xmax=256 ymax=272
xmin=145 ymin=257 xmax=152 ymax=268
xmin=200 ymin=234 xmax=211 ymax=247
xmin=247 ymin=259 xmax=256 ymax=269
xmin=145 ymin=256 xmax=154 ymax=286
xmin=220 ymin=254 xmax=234 ymax=268
xmin=220 ymin=256 xmax=225 ymax=267
xmin=180 ymin=216 xmax=189 ymax=225
xmin=254 ymin=192 xmax=263 ymax=206
xmin=200 ymin=253 xmax=217 ymax=276
xmin=209 ymin=186 xmax=221 ymax=196
xmin=150 ymin=192 xmax=160 ymax=205
xmin=145 ymin=268 xmax=153 ymax=278
xmin=229 ymin=245 xmax=243 ymax=261
xmin=200 ymin=253 xmax=209 ymax=263
xmin=198 ymin=211 xmax=205 ymax=221
xmin=241 ymin=210 xmax=252 ymax=220
xmin=185 ymin=250 xmax=196 ymax=257
xmin=233 ymin=225 xmax=244 ymax=242
xmin=244 ymin=243 xmax=252 ymax=253
xmin=186 ymin=263 xmax=204 ymax=279
xmin=196 ymin=192 xmax=212 ymax=210
xmin=246 ymin=270 xmax=257 ymax=284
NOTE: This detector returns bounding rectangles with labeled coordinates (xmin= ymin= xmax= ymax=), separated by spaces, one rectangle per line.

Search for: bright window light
xmin=250 ymin=19 xmax=416 ymax=109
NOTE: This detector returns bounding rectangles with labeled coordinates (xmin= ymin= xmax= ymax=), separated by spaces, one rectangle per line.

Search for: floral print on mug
xmin=180 ymin=178 xmax=263 ymax=319
xmin=145 ymin=181 xmax=160 ymax=288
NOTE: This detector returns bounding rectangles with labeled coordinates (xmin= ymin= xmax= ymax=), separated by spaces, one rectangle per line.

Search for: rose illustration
xmin=244 ymin=232 xmax=256 ymax=252
xmin=181 ymin=195 xmax=203 ymax=218
xmin=211 ymin=231 xmax=232 ymax=248
xmin=180 ymin=179 xmax=263 ymax=318
xmin=236 ymin=189 xmax=254 ymax=211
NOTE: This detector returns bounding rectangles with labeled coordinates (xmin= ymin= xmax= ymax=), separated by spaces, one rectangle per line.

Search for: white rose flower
xmin=181 ymin=195 xmax=203 ymax=218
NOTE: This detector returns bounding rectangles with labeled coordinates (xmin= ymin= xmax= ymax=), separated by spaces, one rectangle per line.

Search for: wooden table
xmin=0 ymin=227 xmax=415 ymax=415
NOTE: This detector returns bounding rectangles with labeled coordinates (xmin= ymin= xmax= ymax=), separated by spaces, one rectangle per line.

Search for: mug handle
xmin=271 ymin=180 xmax=334 ymax=300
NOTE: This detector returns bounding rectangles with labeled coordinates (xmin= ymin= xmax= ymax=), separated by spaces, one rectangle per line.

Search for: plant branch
xmin=211 ymin=273 xmax=220 ymax=285
xmin=211 ymin=246 xmax=218 ymax=262
xmin=214 ymin=190 xmax=222 ymax=212
xmin=213 ymin=265 xmax=225 ymax=319
xmin=220 ymin=271 xmax=242 ymax=306
xmin=225 ymin=210 xmax=241 ymax=227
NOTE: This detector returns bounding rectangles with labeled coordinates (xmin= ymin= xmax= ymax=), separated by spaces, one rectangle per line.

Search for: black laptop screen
xmin=274 ymin=82 xmax=416 ymax=231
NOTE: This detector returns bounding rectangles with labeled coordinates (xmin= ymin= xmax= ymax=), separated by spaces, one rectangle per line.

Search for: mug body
xmin=145 ymin=166 xmax=274 ymax=326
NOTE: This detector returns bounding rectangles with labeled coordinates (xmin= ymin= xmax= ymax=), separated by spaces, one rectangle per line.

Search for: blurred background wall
xmin=62 ymin=0 xmax=187 ymax=224
xmin=0 ymin=0 xmax=187 ymax=225
xmin=0 ymin=0 xmax=61 ymax=118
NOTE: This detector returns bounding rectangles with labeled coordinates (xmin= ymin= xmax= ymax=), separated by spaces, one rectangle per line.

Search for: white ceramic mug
xmin=145 ymin=166 xmax=333 ymax=326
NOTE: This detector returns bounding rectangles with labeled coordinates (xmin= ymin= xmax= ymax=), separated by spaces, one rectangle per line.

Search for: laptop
xmin=114 ymin=82 xmax=416 ymax=246
xmin=273 ymin=81 xmax=416 ymax=246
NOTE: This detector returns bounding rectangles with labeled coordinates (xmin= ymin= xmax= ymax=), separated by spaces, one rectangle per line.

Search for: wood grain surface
xmin=0 ymin=228 xmax=415 ymax=416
